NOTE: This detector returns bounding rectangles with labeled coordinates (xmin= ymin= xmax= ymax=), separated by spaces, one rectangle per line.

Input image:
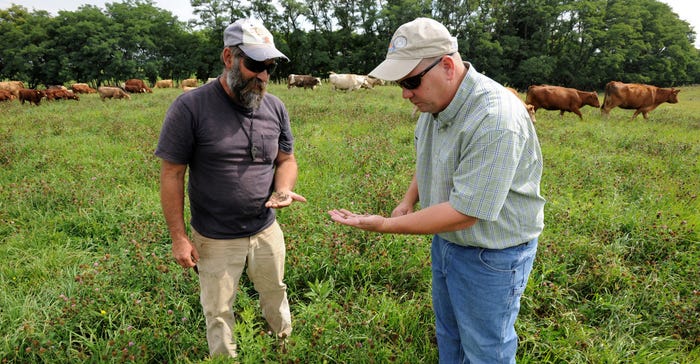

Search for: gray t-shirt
xmin=155 ymin=79 xmax=294 ymax=239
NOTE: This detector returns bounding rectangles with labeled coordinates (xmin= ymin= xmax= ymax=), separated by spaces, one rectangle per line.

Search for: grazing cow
xmin=506 ymin=87 xmax=537 ymax=123
xmin=45 ymin=89 xmax=79 ymax=101
xmin=154 ymin=79 xmax=174 ymax=88
xmin=525 ymin=85 xmax=600 ymax=120
xmin=181 ymin=78 xmax=198 ymax=88
xmin=601 ymin=81 xmax=680 ymax=120
xmin=97 ymin=86 xmax=131 ymax=100
xmin=19 ymin=89 xmax=45 ymax=106
xmin=124 ymin=78 xmax=152 ymax=93
xmin=0 ymin=81 xmax=25 ymax=98
xmin=71 ymin=83 xmax=97 ymax=94
xmin=361 ymin=76 xmax=384 ymax=89
xmin=182 ymin=86 xmax=198 ymax=92
xmin=287 ymin=74 xmax=322 ymax=89
xmin=0 ymin=89 xmax=15 ymax=101
xmin=328 ymin=72 xmax=367 ymax=91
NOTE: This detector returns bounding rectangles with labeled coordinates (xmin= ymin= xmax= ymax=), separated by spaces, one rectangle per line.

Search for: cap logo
xmin=388 ymin=36 xmax=407 ymax=53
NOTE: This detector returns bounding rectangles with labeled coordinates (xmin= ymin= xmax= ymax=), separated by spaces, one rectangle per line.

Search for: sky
xmin=1 ymin=0 xmax=698 ymax=48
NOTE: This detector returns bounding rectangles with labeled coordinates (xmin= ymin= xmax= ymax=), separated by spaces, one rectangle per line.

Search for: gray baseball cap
xmin=369 ymin=18 xmax=458 ymax=81
xmin=224 ymin=18 xmax=289 ymax=62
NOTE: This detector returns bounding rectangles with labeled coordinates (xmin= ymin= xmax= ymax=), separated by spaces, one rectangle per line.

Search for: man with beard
xmin=155 ymin=18 xmax=306 ymax=358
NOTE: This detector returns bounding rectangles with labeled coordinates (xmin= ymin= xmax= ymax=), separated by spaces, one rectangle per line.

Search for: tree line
xmin=1 ymin=0 xmax=699 ymax=90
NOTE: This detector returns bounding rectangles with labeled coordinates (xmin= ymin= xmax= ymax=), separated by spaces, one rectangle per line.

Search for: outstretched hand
xmin=265 ymin=190 xmax=307 ymax=208
xmin=328 ymin=209 xmax=386 ymax=232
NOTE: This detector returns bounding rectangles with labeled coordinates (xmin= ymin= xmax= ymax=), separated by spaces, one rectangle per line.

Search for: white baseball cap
xmin=369 ymin=18 xmax=458 ymax=81
xmin=224 ymin=18 xmax=289 ymax=61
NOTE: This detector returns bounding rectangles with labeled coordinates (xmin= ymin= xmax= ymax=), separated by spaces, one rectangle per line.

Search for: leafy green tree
xmin=0 ymin=6 xmax=55 ymax=87
xmin=47 ymin=6 xmax=120 ymax=86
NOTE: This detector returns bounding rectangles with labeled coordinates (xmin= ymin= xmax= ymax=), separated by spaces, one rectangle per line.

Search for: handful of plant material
xmin=269 ymin=191 xmax=289 ymax=204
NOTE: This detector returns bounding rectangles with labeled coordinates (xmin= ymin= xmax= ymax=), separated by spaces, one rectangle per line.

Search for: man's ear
xmin=222 ymin=47 xmax=234 ymax=68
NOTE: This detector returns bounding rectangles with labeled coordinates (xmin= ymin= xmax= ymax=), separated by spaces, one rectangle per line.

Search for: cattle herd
xmin=0 ymin=78 xmax=201 ymax=105
xmin=293 ymin=75 xmax=680 ymax=121
xmin=0 ymin=75 xmax=680 ymax=120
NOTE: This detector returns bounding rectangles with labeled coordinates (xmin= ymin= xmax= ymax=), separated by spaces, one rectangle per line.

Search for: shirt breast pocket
xmin=260 ymin=134 xmax=279 ymax=162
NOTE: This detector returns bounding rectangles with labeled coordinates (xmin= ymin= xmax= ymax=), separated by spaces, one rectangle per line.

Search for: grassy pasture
xmin=0 ymin=82 xmax=698 ymax=363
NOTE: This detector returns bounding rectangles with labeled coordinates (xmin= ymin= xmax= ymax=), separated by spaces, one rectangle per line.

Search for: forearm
xmin=273 ymin=155 xmax=298 ymax=192
xmin=160 ymin=163 xmax=188 ymax=242
xmin=384 ymin=202 xmax=477 ymax=234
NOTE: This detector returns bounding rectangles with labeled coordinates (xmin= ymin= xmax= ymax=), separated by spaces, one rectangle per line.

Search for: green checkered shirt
xmin=415 ymin=63 xmax=545 ymax=249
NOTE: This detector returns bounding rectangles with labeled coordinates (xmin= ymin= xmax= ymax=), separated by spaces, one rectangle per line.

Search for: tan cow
xmin=154 ymin=79 xmax=174 ymax=88
xmin=0 ymin=81 xmax=25 ymax=98
xmin=181 ymin=78 xmax=198 ymax=88
xmin=71 ymin=83 xmax=97 ymax=94
xmin=328 ymin=72 xmax=367 ymax=91
xmin=526 ymin=85 xmax=600 ymax=120
xmin=97 ymin=86 xmax=131 ymax=100
xmin=601 ymin=81 xmax=680 ymax=120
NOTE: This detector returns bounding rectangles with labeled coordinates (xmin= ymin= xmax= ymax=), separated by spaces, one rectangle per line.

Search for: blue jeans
xmin=431 ymin=235 xmax=538 ymax=364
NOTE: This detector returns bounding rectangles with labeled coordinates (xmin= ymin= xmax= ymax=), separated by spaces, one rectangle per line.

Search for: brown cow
xmin=0 ymin=81 xmax=25 ymax=98
xmin=601 ymin=81 xmax=680 ymax=120
xmin=287 ymin=74 xmax=321 ymax=89
xmin=97 ymin=86 xmax=131 ymax=100
xmin=154 ymin=79 xmax=173 ymax=88
xmin=525 ymin=85 xmax=600 ymax=120
xmin=181 ymin=78 xmax=198 ymax=88
xmin=45 ymin=89 xmax=79 ymax=101
xmin=124 ymin=79 xmax=152 ymax=93
xmin=506 ymin=87 xmax=537 ymax=124
xmin=71 ymin=83 xmax=97 ymax=94
xmin=19 ymin=89 xmax=45 ymax=106
xmin=0 ymin=89 xmax=16 ymax=101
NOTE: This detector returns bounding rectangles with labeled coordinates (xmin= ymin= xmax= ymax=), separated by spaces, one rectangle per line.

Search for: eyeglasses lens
xmin=243 ymin=56 xmax=277 ymax=75
xmin=398 ymin=56 xmax=444 ymax=90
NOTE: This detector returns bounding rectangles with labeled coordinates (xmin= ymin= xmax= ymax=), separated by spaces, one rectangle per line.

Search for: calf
xmin=526 ymin=85 xmax=600 ymax=120
xmin=19 ymin=89 xmax=45 ymax=106
xmin=601 ymin=81 xmax=680 ymax=120
xmin=98 ymin=86 xmax=131 ymax=100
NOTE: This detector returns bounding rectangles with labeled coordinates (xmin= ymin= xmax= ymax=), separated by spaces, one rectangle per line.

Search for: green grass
xmin=0 ymin=83 xmax=698 ymax=363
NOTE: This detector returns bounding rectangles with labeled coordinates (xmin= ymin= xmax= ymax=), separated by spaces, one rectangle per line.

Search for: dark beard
xmin=226 ymin=58 xmax=266 ymax=109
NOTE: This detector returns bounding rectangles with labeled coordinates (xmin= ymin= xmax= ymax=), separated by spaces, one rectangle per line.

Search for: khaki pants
xmin=192 ymin=221 xmax=292 ymax=358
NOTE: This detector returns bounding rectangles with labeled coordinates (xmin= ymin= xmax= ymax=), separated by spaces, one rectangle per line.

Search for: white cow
xmin=328 ymin=72 xmax=368 ymax=91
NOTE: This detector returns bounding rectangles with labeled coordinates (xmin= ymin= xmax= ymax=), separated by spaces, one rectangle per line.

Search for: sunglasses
xmin=242 ymin=55 xmax=277 ymax=75
xmin=398 ymin=55 xmax=446 ymax=90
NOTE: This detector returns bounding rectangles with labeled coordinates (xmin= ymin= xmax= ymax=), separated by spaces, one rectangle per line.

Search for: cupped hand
xmin=265 ymin=190 xmax=307 ymax=208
